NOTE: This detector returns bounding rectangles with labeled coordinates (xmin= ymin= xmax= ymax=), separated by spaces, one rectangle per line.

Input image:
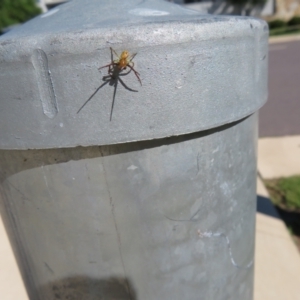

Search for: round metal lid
xmin=0 ymin=0 xmax=268 ymax=149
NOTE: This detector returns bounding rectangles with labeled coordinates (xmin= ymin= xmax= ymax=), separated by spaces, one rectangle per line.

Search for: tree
xmin=0 ymin=0 xmax=41 ymax=32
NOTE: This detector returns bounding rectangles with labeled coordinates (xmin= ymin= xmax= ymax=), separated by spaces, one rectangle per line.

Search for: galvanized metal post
xmin=0 ymin=0 xmax=268 ymax=299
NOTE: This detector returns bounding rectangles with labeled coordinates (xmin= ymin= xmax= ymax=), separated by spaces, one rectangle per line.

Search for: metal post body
xmin=0 ymin=0 xmax=268 ymax=299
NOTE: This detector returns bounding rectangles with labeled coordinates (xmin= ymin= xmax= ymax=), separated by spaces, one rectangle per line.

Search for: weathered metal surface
xmin=0 ymin=0 xmax=268 ymax=149
xmin=0 ymin=0 xmax=268 ymax=299
xmin=0 ymin=114 xmax=257 ymax=300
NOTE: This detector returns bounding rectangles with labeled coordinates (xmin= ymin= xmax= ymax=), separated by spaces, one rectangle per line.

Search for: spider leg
xmin=119 ymin=68 xmax=132 ymax=76
xmin=128 ymin=64 xmax=142 ymax=86
xmin=98 ymin=63 xmax=114 ymax=71
xmin=110 ymin=47 xmax=120 ymax=60
xmin=109 ymin=47 xmax=114 ymax=62
xmin=129 ymin=53 xmax=137 ymax=62
xmin=118 ymin=76 xmax=138 ymax=92
xmin=128 ymin=61 xmax=140 ymax=75
xmin=108 ymin=63 xmax=115 ymax=74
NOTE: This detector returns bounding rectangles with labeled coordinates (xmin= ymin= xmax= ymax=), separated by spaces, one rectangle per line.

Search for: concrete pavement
xmin=258 ymin=136 xmax=300 ymax=179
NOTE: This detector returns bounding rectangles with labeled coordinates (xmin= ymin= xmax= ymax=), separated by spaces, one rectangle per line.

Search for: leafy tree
xmin=288 ymin=16 xmax=300 ymax=27
xmin=0 ymin=0 xmax=41 ymax=32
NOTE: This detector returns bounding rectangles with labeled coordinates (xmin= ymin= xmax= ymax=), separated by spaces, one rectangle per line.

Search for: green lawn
xmin=264 ymin=176 xmax=300 ymax=251
xmin=265 ymin=176 xmax=300 ymax=211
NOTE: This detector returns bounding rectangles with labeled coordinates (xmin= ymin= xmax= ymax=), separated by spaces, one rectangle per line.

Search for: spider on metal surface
xmin=100 ymin=47 xmax=142 ymax=86
xmin=77 ymin=47 xmax=142 ymax=121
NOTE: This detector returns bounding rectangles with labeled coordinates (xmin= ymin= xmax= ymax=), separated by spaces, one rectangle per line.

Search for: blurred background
xmin=0 ymin=0 xmax=299 ymax=299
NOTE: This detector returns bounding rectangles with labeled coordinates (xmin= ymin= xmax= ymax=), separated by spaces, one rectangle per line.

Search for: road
xmin=259 ymin=40 xmax=300 ymax=137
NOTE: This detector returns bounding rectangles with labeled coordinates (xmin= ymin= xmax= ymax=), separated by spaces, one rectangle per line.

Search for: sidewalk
xmin=1 ymin=136 xmax=300 ymax=299
xmin=255 ymin=136 xmax=300 ymax=300
xmin=0 ymin=215 xmax=28 ymax=299
xmin=269 ymin=34 xmax=300 ymax=44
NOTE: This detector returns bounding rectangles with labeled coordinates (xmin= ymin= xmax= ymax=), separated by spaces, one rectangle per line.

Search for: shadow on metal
xmin=35 ymin=275 xmax=137 ymax=300
xmin=77 ymin=48 xmax=140 ymax=121
xmin=0 ymin=116 xmax=247 ymax=181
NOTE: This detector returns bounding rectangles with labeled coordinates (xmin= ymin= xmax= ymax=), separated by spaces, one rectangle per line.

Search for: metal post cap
xmin=0 ymin=0 xmax=268 ymax=149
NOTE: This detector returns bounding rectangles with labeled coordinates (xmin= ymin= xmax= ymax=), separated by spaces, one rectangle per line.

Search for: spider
xmin=99 ymin=47 xmax=142 ymax=86
xmin=77 ymin=48 xmax=141 ymax=120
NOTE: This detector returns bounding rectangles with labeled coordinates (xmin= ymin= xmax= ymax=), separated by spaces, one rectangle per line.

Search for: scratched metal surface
xmin=0 ymin=114 xmax=257 ymax=300
xmin=0 ymin=0 xmax=268 ymax=149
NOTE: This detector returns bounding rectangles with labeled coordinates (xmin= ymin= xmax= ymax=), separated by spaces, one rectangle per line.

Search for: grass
xmin=269 ymin=25 xmax=300 ymax=36
xmin=264 ymin=176 xmax=300 ymax=211
xmin=264 ymin=176 xmax=300 ymax=251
